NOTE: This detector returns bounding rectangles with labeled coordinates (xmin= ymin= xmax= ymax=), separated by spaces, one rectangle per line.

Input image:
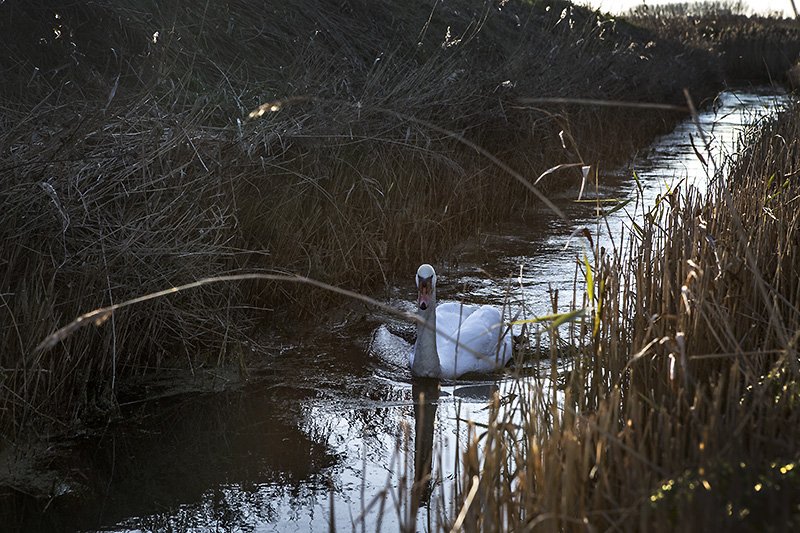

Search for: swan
xmin=410 ymin=264 xmax=513 ymax=379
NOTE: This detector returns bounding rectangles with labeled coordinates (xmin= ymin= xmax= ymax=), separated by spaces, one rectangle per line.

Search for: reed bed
xmin=626 ymin=2 xmax=800 ymax=83
xmin=451 ymin=101 xmax=800 ymax=530
xmin=0 ymin=0 xmax=727 ymax=436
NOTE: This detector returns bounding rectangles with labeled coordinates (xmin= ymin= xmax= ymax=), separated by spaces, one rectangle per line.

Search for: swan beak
xmin=417 ymin=276 xmax=433 ymax=310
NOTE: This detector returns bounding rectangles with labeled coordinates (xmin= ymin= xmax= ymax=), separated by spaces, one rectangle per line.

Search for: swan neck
xmin=412 ymin=298 xmax=441 ymax=378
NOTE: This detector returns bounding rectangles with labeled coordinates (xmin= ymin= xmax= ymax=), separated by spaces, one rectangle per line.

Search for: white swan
xmin=410 ymin=264 xmax=513 ymax=379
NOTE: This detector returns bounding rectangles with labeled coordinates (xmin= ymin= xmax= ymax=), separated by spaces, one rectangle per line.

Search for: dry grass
xmin=626 ymin=2 xmax=800 ymax=83
xmin=626 ymin=1 xmax=750 ymax=17
xmin=0 ymin=98 xmax=250 ymax=434
xmin=448 ymin=100 xmax=800 ymax=530
xmin=0 ymin=0 xmax=731 ymax=436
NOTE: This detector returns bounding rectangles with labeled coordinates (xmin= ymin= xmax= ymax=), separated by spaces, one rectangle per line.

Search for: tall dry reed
xmin=452 ymin=100 xmax=800 ymax=530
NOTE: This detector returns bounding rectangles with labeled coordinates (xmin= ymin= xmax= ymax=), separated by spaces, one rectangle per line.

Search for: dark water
xmin=2 ymin=89 xmax=789 ymax=532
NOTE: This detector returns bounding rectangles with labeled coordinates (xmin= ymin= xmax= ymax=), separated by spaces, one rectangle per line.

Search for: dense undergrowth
xmin=628 ymin=1 xmax=800 ymax=83
xmin=0 ymin=0 xmax=795 ymax=436
xmin=452 ymin=99 xmax=800 ymax=530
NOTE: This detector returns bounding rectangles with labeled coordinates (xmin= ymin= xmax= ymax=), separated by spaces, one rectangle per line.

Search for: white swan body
xmin=410 ymin=264 xmax=513 ymax=379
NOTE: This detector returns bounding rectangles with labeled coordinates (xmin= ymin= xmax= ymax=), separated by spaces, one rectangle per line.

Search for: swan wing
xmin=436 ymin=305 xmax=512 ymax=379
xmin=371 ymin=325 xmax=414 ymax=369
xmin=435 ymin=302 xmax=481 ymax=334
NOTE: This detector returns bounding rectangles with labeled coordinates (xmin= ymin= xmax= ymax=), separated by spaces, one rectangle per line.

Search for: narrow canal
xmin=6 ymin=88 xmax=789 ymax=532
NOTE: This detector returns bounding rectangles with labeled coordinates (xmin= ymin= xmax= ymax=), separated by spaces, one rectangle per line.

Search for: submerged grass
xmin=448 ymin=99 xmax=800 ymax=530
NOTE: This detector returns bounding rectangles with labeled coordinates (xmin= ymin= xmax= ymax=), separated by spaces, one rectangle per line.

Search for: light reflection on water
xmin=449 ymin=89 xmax=789 ymax=320
xmin=6 ymin=89 xmax=788 ymax=532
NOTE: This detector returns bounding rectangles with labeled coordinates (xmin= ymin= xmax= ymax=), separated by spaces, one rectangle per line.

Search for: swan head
xmin=416 ymin=264 xmax=437 ymax=311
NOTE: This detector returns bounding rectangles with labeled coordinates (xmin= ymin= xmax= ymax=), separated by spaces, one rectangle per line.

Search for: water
xmin=3 ymin=89 xmax=789 ymax=532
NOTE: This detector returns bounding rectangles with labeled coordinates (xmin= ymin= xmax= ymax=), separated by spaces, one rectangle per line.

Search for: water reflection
xmin=411 ymin=378 xmax=439 ymax=514
xmin=447 ymin=88 xmax=790 ymax=323
xmin=1 ymin=383 xmax=337 ymax=532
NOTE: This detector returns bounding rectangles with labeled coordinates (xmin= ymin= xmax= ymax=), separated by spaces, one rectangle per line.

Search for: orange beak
xmin=417 ymin=277 xmax=433 ymax=310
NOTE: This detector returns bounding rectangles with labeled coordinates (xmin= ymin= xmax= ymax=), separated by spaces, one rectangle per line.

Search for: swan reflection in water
xmin=410 ymin=377 xmax=500 ymax=522
xmin=411 ymin=377 xmax=440 ymax=513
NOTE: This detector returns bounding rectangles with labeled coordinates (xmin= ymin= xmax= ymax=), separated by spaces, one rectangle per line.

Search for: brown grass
xmin=449 ymin=100 xmax=800 ymax=530
xmin=0 ymin=0 xmax=717 ymax=436
xmin=626 ymin=2 xmax=800 ymax=83
xmin=0 ymin=0 xmax=776 ymax=436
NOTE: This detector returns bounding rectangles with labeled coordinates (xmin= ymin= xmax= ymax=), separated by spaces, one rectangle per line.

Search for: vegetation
xmin=0 ymin=0 xmax=799 ymax=525
xmin=0 ymin=0 xmax=729 ymax=435
xmin=628 ymin=1 xmax=800 ymax=83
xmin=452 ymin=100 xmax=800 ymax=530
xmin=627 ymin=0 xmax=751 ymax=17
